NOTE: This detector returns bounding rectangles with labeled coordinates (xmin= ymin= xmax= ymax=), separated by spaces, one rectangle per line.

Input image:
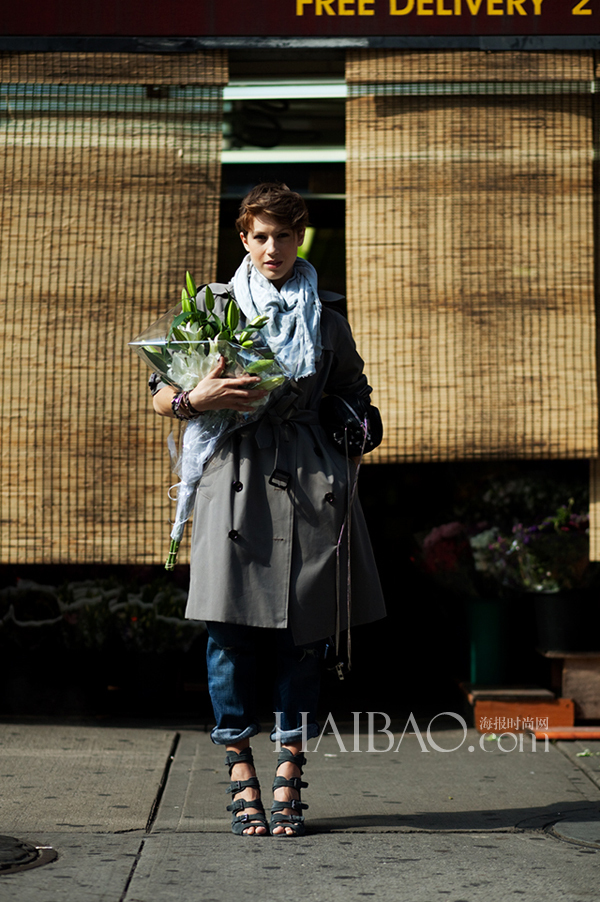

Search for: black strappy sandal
xmin=225 ymin=747 xmax=269 ymax=836
xmin=270 ymin=748 xmax=309 ymax=837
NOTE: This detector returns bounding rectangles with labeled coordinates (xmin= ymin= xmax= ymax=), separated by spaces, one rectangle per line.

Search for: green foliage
xmin=165 ymin=274 xmax=269 ymax=352
xmin=0 ymin=576 xmax=205 ymax=654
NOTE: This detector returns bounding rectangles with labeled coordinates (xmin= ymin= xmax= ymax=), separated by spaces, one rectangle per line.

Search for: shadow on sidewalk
xmin=309 ymin=800 xmax=600 ymax=834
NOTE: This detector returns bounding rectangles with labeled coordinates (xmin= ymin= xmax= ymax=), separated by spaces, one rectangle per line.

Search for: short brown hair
xmin=236 ymin=182 xmax=309 ymax=235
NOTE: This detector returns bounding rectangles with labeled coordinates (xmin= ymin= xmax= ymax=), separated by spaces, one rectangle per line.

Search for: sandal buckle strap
xmin=271 ymin=812 xmax=305 ymax=822
xmin=277 ymin=749 xmax=307 ymax=770
xmin=272 ymin=775 xmax=308 ymax=792
xmin=228 ymin=797 xmax=266 ymax=814
xmin=227 ymin=799 xmax=244 ymax=813
xmin=224 ymin=747 xmax=256 ymax=774
xmin=270 ymin=799 xmax=309 ymax=813
xmin=289 ymin=798 xmax=308 ymax=811
xmin=227 ymin=776 xmax=260 ymax=795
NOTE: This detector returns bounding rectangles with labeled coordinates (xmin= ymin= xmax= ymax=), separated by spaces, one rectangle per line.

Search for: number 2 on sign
xmin=572 ymin=0 xmax=592 ymax=14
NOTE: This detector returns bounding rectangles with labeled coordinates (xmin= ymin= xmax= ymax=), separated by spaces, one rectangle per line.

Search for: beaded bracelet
xmin=171 ymin=391 xmax=203 ymax=420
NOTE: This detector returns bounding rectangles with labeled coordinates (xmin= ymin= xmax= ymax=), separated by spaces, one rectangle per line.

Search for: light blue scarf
xmin=231 ymin=254 xmax=322 ymax=380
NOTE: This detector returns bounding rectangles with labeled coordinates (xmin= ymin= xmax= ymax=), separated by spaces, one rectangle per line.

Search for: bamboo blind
xmin=346 ymin=51 xmax=595 ymax=84
xmin=0 ymin=52 xmax=227 ymax=564
xmin=590 ymin=461 xmax=600 ymax=562
xmin=346 ymin=51 xmax=597 ymax=464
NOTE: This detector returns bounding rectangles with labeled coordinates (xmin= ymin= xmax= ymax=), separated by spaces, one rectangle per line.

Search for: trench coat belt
xmin=253 ymin=389 xmax=320 ymax=478
xmin=254 ymin=388 xmax=354 ymax=667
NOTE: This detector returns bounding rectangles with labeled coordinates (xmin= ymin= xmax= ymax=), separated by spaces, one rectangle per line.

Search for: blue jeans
xmin=205 ymin=621 xmax=325 ymax=745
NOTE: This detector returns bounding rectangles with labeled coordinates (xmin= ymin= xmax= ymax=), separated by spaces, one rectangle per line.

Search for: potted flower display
xmin=416 ymin=522 xmax=508 ymax=684
xmin=415 ymin=487 xmax=600 ymax=682
xmin=485 ymin=501 xmax=600 ymax=653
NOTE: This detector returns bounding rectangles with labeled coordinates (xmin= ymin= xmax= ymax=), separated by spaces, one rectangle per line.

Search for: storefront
xmin=1 ymin=2 xmax=598 ymax=565
xmin=1 ymin=3 xmax=599 ymax=711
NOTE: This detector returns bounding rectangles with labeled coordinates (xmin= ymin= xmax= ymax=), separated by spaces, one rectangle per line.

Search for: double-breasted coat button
xmin=324 ymin=492 xmax=335 ymax=504
xmin=228 ymin=529 xmax=239 ymax=540
xmin=232 ymin=481 xmax=243 ymax=492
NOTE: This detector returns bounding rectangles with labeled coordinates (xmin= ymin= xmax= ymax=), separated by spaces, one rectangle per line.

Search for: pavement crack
xmin=554 ymin=742 xmax=600 ymax=796
xmin=145 ymin=732 xmax=181 ymax=834
xmin=118 ymin=837 xmax=145 ymax=902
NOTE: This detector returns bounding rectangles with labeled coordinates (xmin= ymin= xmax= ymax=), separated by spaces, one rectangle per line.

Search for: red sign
xmin=0 ymin=0 xmax=597 ymax=37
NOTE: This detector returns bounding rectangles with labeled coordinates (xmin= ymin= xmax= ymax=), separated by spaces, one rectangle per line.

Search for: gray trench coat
xmin=183 ymin=283 xmax=386 ymax=645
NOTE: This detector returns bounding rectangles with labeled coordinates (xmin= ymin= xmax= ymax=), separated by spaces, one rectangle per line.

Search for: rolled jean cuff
xmin=269 ymin=721 xmax=320 ymax=744
xmin=210 ymin=722 xmax=261 ymax=746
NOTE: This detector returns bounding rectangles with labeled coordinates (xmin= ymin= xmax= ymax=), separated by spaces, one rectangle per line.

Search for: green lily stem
xmin=165 ymin=539 xmax=180 ymax=571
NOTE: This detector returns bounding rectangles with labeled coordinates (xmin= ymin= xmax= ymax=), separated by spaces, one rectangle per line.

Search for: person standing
xmin=151 ymin=182 xmax=385 ymax=835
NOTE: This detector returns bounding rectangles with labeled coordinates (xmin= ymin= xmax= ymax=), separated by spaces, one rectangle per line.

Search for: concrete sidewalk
xmin=1 ymin=717 xmax=600 ymax=901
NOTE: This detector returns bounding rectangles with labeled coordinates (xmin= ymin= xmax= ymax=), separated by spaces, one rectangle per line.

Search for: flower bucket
xmin=534 ymin=589 xmax=600 ymax=653
xmin=467 ymin=598 xmax=507 ymax=685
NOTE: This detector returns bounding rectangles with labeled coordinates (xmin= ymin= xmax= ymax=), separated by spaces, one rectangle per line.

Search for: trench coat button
xmin=324 ymin=492 xmax=335 ymax=504
xmin=228 ymin=529 xmax=239 ymax=540
xmin=232 ymin=481 xmax=243 ymax=492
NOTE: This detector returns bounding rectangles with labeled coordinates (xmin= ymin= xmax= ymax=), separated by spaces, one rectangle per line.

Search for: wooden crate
xmin=543 ymin=652 xmax=600 ymax=720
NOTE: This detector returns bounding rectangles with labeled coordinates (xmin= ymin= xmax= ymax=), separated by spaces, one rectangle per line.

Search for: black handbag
xmin=318 ymin=394 xmax=383 ymax=457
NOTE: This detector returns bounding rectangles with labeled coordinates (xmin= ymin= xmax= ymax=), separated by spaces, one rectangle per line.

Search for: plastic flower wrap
xmin=130 ymin=273 xmax=287 ymax=569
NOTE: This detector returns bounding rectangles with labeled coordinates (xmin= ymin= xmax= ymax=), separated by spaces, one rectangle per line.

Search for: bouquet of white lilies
xmin=130 ymin=273 xmax=286 ymax=569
